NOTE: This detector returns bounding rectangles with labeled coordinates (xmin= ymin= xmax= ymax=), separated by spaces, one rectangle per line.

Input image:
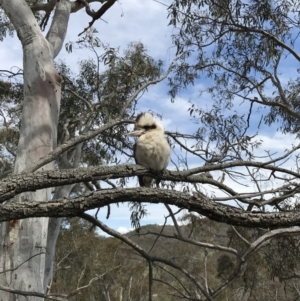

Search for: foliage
xmin=2 ymin=0 xmax=300 ymax=300
xmin=168 ymin=0 xmax=300 ymax=134
xmin=52 ymin=218 xmax=300 ymax=301
xmin=0 ymin=9 xmax=14 ymax=41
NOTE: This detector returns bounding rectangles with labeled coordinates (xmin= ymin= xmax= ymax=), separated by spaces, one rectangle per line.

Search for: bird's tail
xmin=138 ymin=175 xmax=153 ymax=187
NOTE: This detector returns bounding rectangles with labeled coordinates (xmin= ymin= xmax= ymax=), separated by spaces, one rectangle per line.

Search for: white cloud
xmin=57 ymin=0 xmax=175 ymax=65
xmin=3 ymin=1 xmax=300 ymax=233
xmin=117 ymin=226 xmax=132 ymax=234
xmin=257 ymin=132 xmax=297 ymax=152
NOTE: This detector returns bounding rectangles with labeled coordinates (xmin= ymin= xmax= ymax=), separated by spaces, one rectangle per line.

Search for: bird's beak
xmin=126 ymin=129 xmax=145 ymax=137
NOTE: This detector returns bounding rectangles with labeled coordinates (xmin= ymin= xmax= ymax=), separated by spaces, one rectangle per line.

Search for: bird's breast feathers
xmin=135 ymin=132 xmax=170 ymax=170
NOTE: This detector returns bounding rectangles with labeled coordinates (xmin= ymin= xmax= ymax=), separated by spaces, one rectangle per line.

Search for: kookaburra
xmin=127 ymin=112 xmax=171 ymax=187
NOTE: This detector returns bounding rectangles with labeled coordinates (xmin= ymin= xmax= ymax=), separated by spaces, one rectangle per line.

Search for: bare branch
xmin=1 ymin=188 xmax=300 ymax=228
xmin=24 ymin=119 xmax=131 ymax=173
xmin=231 ymin=226 xmax=251 ymax=246
xmin=80 ymin=213 xmax=214 ymax=300
xmin=0 ymin=252 xmax=46 ymax=275
xmin=67 ymin=266 xmax=121 ymax=298
xmin=46 ymin=0 xmax=71 ymax=58
xmin=0 ymin=285 xmax=66 ymax=301
xmin=229 ymin=26 xmax=300 ymax=62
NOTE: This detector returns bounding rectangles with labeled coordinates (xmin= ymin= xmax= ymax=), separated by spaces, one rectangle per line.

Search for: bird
xmin=127 ymin=112 xmax=171 ymax=187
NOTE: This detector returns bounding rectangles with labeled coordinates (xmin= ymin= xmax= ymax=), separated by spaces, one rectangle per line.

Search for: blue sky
xmin=1 ymin=0 xmax=187 ymax=234
xmin=1 ymin=0 xmax=299 ymax=235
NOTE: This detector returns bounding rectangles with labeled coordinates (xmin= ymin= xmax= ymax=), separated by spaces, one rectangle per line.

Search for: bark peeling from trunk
xmin=0 ymin=1 xmax=64 ymax=299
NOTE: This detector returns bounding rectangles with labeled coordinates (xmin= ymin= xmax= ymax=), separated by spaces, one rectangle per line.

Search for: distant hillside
xmin=52 ymin=217 xmax=300 ymax=301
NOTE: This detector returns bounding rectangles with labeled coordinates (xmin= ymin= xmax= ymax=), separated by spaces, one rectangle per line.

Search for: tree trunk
xmin=0 ymin=0 xmax=68 ymax=299
xmin=44 ymin=186 xmax=74 ymax=292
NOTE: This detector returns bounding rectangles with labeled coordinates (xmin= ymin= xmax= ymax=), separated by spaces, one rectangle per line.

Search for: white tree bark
xmin=0 ymin=0 xmax=70 ymax=299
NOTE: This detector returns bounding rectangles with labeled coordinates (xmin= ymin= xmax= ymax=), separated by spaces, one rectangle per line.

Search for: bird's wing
xmin=133 ymin=142 xmax=148 ymax=187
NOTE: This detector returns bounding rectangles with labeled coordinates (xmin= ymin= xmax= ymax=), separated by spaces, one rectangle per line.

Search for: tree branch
xmin=1 ymin=188 xmax=300 ymax=228
xmin=46 ymin=0 xmax=72 ymax=58
xmin=24 ymin=119 xmax=131 ymax=173
xmin=1 ymin=160 xmax=300 ymax=206
xmin=80 ymin=213 xmax=214 ymax=300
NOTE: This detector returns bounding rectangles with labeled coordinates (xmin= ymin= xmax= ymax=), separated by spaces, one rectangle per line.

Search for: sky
xmin=0 ymin=0 xmax=189 ymax=235
xmin=1 ymin=0 xmax=300 ymax=235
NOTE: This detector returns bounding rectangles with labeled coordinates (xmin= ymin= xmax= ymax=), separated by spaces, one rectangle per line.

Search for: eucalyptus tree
xmin=168 ymin=0 xmax=300 ymax=133
xmin=0 ymin=1 xmax=166 ymax=300
xmin=2 ymin=0 xmax=300 ymax=300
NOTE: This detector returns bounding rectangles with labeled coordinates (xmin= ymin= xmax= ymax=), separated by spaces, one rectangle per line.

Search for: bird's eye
xmin=143 ymin=124 xmax=156 ymax=131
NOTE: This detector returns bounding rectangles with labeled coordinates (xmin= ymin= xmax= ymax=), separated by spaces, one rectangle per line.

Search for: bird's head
xmin=127 ymin=112 xmax=165 ymax=137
